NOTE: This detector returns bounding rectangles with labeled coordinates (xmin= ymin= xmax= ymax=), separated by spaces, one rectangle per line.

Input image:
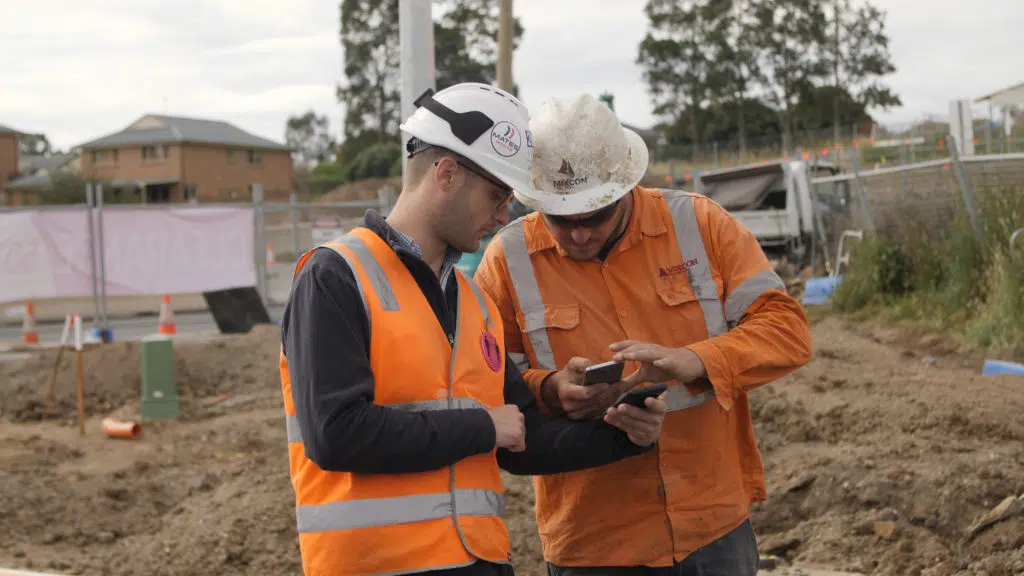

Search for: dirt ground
xmin=1 ymin=317 xmax=1022 ymax=576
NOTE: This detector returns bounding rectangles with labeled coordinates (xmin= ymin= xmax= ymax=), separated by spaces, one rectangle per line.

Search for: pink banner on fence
xmin=0 ymin=207 xmax=256 ymax=304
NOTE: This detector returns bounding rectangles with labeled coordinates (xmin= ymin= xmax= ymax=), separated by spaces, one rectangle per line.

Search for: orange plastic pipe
xmin=101 ymin=418 xmax=142 ymax=439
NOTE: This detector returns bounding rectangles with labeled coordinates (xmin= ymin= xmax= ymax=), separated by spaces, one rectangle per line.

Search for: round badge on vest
xmin=481 ymin=331 xmax=502 ymax=372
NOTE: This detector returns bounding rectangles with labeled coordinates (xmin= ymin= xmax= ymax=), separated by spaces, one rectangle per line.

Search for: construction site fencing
xmin=0 ymin=183 xmax=396 ymax=333
xmin=652 ymin=125 xmax=1021 ymax=179
xmin=809 ymin=143 xmax=1024 ymax=276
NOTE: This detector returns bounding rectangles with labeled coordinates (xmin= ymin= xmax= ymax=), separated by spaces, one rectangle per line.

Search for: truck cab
xmin=692 ymin=160 xmax=846 ymax=265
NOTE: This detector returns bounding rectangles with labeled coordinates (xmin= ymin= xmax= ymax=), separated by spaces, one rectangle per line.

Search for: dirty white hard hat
xmin=400 ymin=82 xmax=534 ymax=194
xmin=514 ymin=93 xmax=649 ymax=216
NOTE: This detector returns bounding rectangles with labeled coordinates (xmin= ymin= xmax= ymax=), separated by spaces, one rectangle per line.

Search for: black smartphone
xmin=582 ymin=360 xmax=626 ymax=386
xmin=613 ymin=383 xmax=668 ymax=408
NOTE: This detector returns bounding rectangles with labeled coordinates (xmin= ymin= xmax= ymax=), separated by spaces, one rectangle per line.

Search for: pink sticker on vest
xmin=481 ymin=331 xmax=502 ymax=372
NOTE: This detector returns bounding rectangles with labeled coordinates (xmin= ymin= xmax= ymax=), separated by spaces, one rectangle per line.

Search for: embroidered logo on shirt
xmin=658 ymin=258 xmax=698 ymax=277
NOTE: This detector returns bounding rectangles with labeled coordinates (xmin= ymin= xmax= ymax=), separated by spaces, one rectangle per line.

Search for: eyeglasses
xmin=414 ymin=88 xmax=494 ymax=146
xmin=544 ymin=200 xmax=621 ymax=229
xmin=434 ymin=159 xmax=513 ymax=209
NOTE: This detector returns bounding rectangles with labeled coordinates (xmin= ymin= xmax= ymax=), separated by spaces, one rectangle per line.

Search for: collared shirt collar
xmin=362 ymin=210 xmax=462 ymax=292
xmin=523 ymin=187 xmax=669 ymax=257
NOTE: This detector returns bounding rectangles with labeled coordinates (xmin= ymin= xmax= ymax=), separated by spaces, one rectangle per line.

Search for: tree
xmin=18 ymin=133 xmax=51 ymax=156
xmin=285 ymin=111 xmax=335 ymax=166
xmin=433 ymin=0 xmax=524 ymax=92
xmin=638 ymin=0 xmax=733 ymax=161
xmin=337 ymin=0 xmax=401 ymax=143
xmin=748 ymin=0 xmax=829 ymax=153
xmin=823 ymin=0 xmax=900 ymax=145
xmin=711 ymin=0 xmax=763 ymax=154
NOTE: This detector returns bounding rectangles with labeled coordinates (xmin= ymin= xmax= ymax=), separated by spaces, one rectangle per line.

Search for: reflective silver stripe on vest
xmin=296 ymin=488 xmax=506 ymax=533
xmin=724 ymin=269 xmax=786 ymax=329
xmin=508 ymin=352 xmax=530 ymax=372
xmin=326 ymin=234 xmax=400 ymax=312
xmin=284 ymin=398 xmax=487 ymax=445
xmin=461 ymin=274 xmax=493 ymax=328
xmin=498 ymin=223 xmax=556 ymax=370
xmin=662 ymin=192 xmax=728 ymax=338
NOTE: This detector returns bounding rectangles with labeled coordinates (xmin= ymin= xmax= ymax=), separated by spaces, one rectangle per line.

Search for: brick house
xmin=0 ymin=123 xmax=20 ymax=192
xmin=77 ymin=114 xmax=294 ymax=203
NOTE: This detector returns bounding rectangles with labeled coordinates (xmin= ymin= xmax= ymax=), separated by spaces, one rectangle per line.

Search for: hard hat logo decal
xmin=558 ymin=159 xmax=575 ymax=177
xmin=481 ymin=331 xmax=502 ymax=372
xmin=552 ymin=158 xmax=588 ymax=191
xmin=526 ymin=130 xmax=533 ymax=148
xmin=490 ymin=121 xmax=522 ymax=157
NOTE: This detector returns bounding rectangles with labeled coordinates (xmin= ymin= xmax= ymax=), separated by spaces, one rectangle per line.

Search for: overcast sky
xmin=1 ymin=0 xmax=1021 ymax=151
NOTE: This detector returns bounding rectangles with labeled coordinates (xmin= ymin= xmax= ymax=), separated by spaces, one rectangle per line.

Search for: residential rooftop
xmin=78 ymin=114 xmax=291 ymax=151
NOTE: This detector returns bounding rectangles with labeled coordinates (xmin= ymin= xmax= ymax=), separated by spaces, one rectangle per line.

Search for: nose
xmin=570 ymin=226 xmax=591 ymax=245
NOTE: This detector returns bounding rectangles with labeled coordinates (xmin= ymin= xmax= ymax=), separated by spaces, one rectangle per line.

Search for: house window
xmin=142 ymin=145 xmax=168 ymax=162
xmin=247 ymin=149 xmax=262 ymax=165
xmin=91 ymin=150 xmax=119 ymax=165
xmin=183 ymin=185 xmax=197 ymax=202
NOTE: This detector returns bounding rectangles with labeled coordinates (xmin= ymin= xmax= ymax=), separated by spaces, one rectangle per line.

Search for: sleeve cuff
xmin=523 ymin=369 xmax=557 ymax=414
xmin=685 ymin=339 xmax=735 ymax=411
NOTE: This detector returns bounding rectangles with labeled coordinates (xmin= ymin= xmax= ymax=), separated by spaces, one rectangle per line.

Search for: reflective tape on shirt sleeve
xmin=662 ymin=192 xmax=728 ymax=338
xmin=724 ymin=269 xmax=787 ymax=328
xmin=508 ymin=352 xmax=530 ymax=372
xmin=499 ymin=224 xmax=556 ymax=370
xmin=335 ymin=235 xmax=400 ymax=311
xmin=663 ymin=386 xmax=716 ymax=413
xmin=296 ymin=488 xmax=506 ymax=533
xmin=461 ymin=274 xmax=493 ymax=328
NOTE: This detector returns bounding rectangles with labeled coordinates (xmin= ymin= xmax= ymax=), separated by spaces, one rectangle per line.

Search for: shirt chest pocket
xmin=655 ymin=277 xmax=728 ymax=338
xmin=516 ymin=304 xmax=580 ymax=371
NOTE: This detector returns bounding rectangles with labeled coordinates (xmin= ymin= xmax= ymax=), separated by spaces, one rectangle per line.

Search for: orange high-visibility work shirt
xmin=474 ymin=187 xmax=812 ymax=567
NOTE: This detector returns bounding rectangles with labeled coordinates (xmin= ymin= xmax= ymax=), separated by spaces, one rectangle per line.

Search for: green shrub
xmin=831 ymin=182 xmax=1024 ymax=350
xmin=831 ymin=237 xmax=910 ymax=312
xmin=343 ymin=142 xmax=402 ymax=182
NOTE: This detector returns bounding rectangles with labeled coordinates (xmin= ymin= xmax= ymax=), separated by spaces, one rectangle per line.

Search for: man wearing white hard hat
xmin=279 ymin=83 xmax=668 ymax=576
xmin=474 ymin=93 xmax=813 ymax=575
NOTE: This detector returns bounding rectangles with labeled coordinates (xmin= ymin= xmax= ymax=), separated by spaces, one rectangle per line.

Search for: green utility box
xmin=140 ymin=335 xmax=180 ymax=419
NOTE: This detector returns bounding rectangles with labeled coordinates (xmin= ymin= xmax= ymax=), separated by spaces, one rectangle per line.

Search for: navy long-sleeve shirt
xmin=280 ymin=210 xmax=652 ymax=476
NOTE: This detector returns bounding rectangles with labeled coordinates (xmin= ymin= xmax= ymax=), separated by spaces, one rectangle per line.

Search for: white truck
xmin=691 ymin=160 xmax=850 ymax=266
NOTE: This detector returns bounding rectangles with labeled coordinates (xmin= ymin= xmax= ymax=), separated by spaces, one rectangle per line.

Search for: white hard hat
xmin=514 ymin=93 xmax=649 ymax=216
xmin=400 ymin=82 xmax=533 ymax=193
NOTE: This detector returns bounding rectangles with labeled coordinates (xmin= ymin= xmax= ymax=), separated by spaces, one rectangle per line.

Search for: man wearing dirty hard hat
xmin=474 ymin=93 xmax=813 ymax=575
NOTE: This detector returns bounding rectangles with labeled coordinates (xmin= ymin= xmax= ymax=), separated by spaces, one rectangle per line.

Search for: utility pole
xmin=496 ymin=0 xmax=513 ymax=92
xmin=399 ymin=0 xmax=436 ymax=183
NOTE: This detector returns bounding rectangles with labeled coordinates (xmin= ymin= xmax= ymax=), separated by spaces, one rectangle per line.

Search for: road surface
xmin=0 ymin=306 xmax=286 ymax=346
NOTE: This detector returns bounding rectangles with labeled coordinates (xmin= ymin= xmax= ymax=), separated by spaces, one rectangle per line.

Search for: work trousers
xmin=546 ymin=519 xmax=759 ymax=576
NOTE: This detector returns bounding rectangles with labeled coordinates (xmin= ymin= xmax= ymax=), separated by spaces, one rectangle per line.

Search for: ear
xmin=433 ymin=156 xmax=462 ymax=193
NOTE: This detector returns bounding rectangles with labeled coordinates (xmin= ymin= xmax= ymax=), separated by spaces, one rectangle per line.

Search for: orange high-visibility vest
xmin=280 ymin=226 xmax=512 ymax=576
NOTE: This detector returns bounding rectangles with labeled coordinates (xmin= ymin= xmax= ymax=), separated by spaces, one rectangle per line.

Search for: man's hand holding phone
xmin=541 ymin=357 xmax=634 ymax=420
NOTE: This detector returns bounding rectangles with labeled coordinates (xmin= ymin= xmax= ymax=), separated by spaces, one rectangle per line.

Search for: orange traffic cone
xmin=22 ymin=301 xmax=39 ymax=344
xmin=157 ymin=294 xmax=177 ymax=335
